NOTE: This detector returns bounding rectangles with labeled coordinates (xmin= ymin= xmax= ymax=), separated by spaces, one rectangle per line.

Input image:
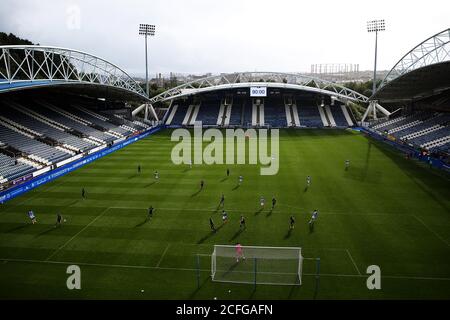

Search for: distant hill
xmin=0 ymin=33 xmax=44 ymax=80
xmin=0 ymin=32 xmax=35 ymax=45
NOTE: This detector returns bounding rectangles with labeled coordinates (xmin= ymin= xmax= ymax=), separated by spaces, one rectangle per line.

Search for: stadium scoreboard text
xmin=250 ymin=86 xmax=267 ymax=97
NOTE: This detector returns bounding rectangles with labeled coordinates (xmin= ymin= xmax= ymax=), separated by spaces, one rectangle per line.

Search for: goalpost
xmin=211 ymin=245 xmax=303 ymax=286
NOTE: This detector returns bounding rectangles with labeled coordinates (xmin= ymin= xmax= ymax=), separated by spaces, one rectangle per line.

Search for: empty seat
xmin=0 ymin=104 xmax=95 ymax=152
xmin=0 ymin=153 xmax=35 ymax=181
xmin=0 ymin=124 xmax=70 ymax=164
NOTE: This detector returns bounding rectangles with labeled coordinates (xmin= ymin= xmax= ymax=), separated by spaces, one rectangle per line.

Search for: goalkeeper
xmin=235 ymin=243 xmax=245 ymax=262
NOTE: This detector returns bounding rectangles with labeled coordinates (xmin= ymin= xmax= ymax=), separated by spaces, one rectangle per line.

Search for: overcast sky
xmin=0 ymin=0 xmax=449 ymax=77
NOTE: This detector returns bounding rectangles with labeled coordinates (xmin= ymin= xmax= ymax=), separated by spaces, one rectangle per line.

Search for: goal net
xmin=211 ymin=245 xmax=303 ymax=286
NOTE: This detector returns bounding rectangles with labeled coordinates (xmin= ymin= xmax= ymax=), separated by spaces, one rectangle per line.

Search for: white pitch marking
xmin=45 ymin=207 xmax=110 ymax=261
xmin=346 ymin=249 xmax=362 ymax=275
xmin=412 ymin=215 xmax=449 ymax=247
xmin=156 ymin=244 xmax=170 ymax=268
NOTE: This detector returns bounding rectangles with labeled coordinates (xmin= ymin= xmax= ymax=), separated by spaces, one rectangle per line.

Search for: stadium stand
xmin=369 ymin=110 xmax=450 ymax=154
xmin=32 ymin=102 xmax=116 ymax=144
xmin=195 ymin=101 xmax=220 ymax=125
xmin=132 ymin=116 xmax=153 ymax=128
xmin=0 ymin=102 xmax=96 ymax=152
xmin=164 ymin=95 xmax=358 ymax=129
xmin=0 ymin=153 xmax=36 ymax=182
xmin=264 ymin=97 xmax=286 ymax=127
xmin=75 ymin=106 xmax=138 ymax=136
xmin=388 ymin=112 xmax=434 ymax=134
xmin=111 ymin=114 xmax=149 ymax=131
xmin=330 ymin=104 xmax=350 ymax=127
xmin=228 ymin=100 xmax=243 ymax=126
xmin=71 ymin=105 xmax=137 ymax=135
xmin=297 ymin=103 xmax=324 ymax=127
xmin=242 ymin=100 xmax=253 ymax=126
xmin=371 ymin=115 xmax=406 ymax=130
xmin=409 ymin=127 xmax=449 ymax=146
xmin=0 ymin=89 xmax=156 ymax=190
xmin=396 ymin=113 xmax=450 ymax=138
xmin=0 ymin=123 xmax=71 ymax=165
xmin=167 ymin=103 xmax=190 ymax=125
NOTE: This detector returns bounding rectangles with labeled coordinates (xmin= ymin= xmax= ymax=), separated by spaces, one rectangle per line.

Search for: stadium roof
xmin=0 ymin=45 xmax=148 ymax=102
xmin=149 ymin=72 xmax=371 ymax=105
xmin=373 ymin=28 xmax=450 ymax=103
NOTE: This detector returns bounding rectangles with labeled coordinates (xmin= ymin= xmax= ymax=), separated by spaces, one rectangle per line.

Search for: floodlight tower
xmin=139 ymin=24 xmax=156 ymax=97
xmin=367 ymin=19 xmax=385 ymax=94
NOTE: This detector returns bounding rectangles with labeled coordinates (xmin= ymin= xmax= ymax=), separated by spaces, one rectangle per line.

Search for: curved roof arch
xmin=375 ymin=28 xmax=450 ymax=98
xmin=149 ymin=72 xmax=370 ymax=104
xmin=0 ymin=45 xmax=148 ymax=100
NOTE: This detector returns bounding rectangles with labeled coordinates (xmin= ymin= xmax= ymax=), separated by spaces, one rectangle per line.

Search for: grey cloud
xmin=0 ymin=0 xmax=448 ymax=77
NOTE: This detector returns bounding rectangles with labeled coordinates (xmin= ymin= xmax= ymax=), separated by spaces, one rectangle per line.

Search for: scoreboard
xmin=250 ymin=86 xmax=267 ymax=97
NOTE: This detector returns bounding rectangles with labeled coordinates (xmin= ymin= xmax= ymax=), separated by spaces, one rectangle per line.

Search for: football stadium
xmin=0 ymin=1 xmax=449 ymax=305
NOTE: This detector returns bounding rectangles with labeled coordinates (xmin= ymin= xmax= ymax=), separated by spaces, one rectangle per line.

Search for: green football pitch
xmin=0 ymin=129 xmax=449 ymax=299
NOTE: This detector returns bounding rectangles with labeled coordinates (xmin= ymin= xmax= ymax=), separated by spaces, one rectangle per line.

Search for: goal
xmin=211 ymin=245 xmax=303 ymax=286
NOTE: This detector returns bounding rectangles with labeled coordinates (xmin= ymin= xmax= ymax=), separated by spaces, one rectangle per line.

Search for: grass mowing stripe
xmin=108 ymin=205 xmax=417 ymax=216
xmin=45 ymin=207 xmax=110 ymax=261
xmin=7 ymin=179 xmax=68 ymax=208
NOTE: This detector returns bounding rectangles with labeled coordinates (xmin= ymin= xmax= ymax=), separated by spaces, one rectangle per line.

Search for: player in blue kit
xmin=28 ymin=210 xmax=37 ymax=224
xmin=309 ymin=209 xmax=319 ymax=231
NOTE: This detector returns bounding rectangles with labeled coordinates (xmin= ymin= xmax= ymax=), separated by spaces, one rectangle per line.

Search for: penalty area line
xmin=346 ymin=249 xmax=362 ymax=276
xmin=156 ymin=244 xmax=170 ymax=268
xmin=45 ymin=207 xmax=110 ymax=261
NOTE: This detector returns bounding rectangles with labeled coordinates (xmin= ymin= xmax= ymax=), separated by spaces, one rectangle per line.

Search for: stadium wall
xmin=0 ymin=126 xmax=162 ymax=203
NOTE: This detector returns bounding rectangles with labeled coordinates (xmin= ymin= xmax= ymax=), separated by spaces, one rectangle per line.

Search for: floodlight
xmin=139 ymin=24 xmax=156 ymax=97
xmin=367 ymin=19 xmax=386 ymax=94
